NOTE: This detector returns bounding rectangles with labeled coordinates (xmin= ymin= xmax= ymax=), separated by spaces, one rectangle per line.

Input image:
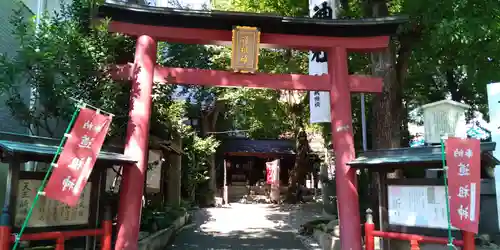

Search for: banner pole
xmin=361 ymin=93 xmax=367 ymax=151
xmin=440 ymin=135 xmax=455 ymax=250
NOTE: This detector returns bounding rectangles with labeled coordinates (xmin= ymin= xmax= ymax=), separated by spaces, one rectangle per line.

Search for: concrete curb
xmin=138 ymin=212 xmax=191 ymax=250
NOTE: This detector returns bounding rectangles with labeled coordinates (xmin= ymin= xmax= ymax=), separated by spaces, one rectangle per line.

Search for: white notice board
xmin=388 ymin=185 xmax=457 ymax=230
xmin=14 ymin=179 xmax=92 ymax=228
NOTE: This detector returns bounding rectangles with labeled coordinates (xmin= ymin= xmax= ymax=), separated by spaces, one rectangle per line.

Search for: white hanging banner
xmin=486 ymin=82 xmax=500 ymax=231
xmin=309 ymin=0 xmax=333 ymax=123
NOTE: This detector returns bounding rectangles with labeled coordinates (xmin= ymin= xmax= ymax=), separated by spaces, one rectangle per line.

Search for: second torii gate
xmin=98 ymin=1 xmax=405 ymax=250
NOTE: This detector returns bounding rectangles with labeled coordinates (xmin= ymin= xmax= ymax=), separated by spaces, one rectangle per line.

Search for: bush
xmin=140 ymin=202 xmax=189 ymax=233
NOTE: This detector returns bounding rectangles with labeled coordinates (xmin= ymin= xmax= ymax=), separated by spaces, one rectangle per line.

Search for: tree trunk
xmin=167 ymin=133 xmax=182 ymax=207
xmin=207 ymin=154 xmax=216 ymax=204
xmin=369 ymin=0 xmax=400 ymax=150
xmin=401 ymin=102 xmax=410 ymax=147
xmin=367 ymin=0 xmax=419 ymax=147
xmin=200 ymin=100 xmax=225 ymax=206
xmin=447 ymin=70 xmax=464 ymax=102
xmin=321 ymin=148 xmax=337 ymax=216
xmin=366 ymin=1 xmax=419 ymax=248
xmin=285 ymin=129 xmax=310 ymax=203
xmin=368 ymin=0 xmax=416 ymax=150
xmin=371 ymin=48 xmax=402 ymax=147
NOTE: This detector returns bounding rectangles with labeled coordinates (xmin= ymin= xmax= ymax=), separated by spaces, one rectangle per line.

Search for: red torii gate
xmin=98 ymin=2 xmax=405 ymax=250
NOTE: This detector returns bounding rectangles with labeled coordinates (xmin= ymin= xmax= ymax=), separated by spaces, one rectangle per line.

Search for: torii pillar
xmin=115 ymin=35 xmax=157 ymax=250
xmin=328 ymin=46 xmax=361 ymax=248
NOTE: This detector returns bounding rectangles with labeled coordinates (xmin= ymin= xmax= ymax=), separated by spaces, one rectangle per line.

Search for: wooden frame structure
xmin=97 ymin=1 xmax=407 ymax=249
xmin=0 ymin=132 xmax=135 ymax=249
xmin=348 ymin=142 xmax=499 ymax=250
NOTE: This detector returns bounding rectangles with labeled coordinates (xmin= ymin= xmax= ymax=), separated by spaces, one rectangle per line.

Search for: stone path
xmin=167 ymin=203 xmax=325 ymax=250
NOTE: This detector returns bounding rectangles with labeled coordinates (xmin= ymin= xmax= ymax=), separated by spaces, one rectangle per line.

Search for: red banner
xmin=445 ymin=137 xmax=481 ymax=233
xmin=266 ymin=160 xmax=280 ymax=185
xmin=44 ymin=108 xmax=112 ymax=206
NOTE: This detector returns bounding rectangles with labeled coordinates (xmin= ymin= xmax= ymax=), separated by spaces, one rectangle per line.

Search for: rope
xmin=440 ymin=136 xmax=456 ymax=250
xmin=11 ymin=103 xmax=82 ymax=250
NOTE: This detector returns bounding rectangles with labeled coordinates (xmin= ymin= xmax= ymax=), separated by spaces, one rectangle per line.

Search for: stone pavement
xmin=282 ymin=203 xmax=328 ymax=249
xmin=167 ymin=203 xmax=325 ymax=250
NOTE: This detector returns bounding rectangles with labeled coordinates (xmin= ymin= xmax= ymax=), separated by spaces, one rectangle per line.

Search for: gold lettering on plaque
xmin=231 ymin=26 xmax=261 ymax=74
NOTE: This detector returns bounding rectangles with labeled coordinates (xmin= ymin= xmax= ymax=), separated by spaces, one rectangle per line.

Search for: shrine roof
xmin=347 ymin=142 xmax=499 ymax=169
xmin=99 ymin=1 xmax=407 ymax=38
xmin=0 ymin=132 xmax=135 ymax=164
xmin=221 ymin=138 xmax=295 ymax=155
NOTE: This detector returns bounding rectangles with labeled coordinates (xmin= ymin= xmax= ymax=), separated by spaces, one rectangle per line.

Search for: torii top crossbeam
xmin=98 ymin=2 xmax=405 ymax=51
xmin=96 ymin=2 xmax=406 ymax=250
xmin=102 ymin=2 xmax=405 ymax=92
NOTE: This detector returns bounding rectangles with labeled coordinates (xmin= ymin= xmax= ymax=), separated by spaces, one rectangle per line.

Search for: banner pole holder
xmin=440 ymin=134 xmax=457 ymax=250
xmin=68 ymin=97 xmax=114 ymax=117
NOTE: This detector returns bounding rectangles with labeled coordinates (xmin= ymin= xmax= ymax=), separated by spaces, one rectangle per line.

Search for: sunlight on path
xmin=167 ymin=203 xmax=313 ymax=250
xmin=199 ymin=204 xmax=287 ymax=234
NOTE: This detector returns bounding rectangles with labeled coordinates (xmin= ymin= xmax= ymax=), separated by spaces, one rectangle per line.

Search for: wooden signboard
xmin=14 ymin=179 xmax=92 ymax=228
xmin=231 ymin=26 xmax=261 ymax=73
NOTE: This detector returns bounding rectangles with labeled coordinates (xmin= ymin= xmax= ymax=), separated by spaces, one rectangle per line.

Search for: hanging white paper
xmin=486 ymin=82 xmax=500 ymax=231
xmin=308 ymin=0 xmax=333 ymax=123
xmin=387 ymin=185 xmax=458 ymax=230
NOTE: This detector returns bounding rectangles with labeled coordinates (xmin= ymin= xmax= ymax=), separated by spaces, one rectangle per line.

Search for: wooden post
xmin=409 ymin=239 xmax=420 ymax=250
xmin=101 ymin=207 xmax=112 ymax=250
xmin=55 ymin=236 xmax=65 ymax=250
xmin=167 ymin=134 xmax=182 ymax=207
xmin=0 ymin=224 xmax=10 ymax=250
xmin=462 ymin=231 xmax=475 ymax=250
xmin=0 ymin=162 xmax=15 ymax=249
xmin=364 ymin=208 xmax=375 ymax=250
